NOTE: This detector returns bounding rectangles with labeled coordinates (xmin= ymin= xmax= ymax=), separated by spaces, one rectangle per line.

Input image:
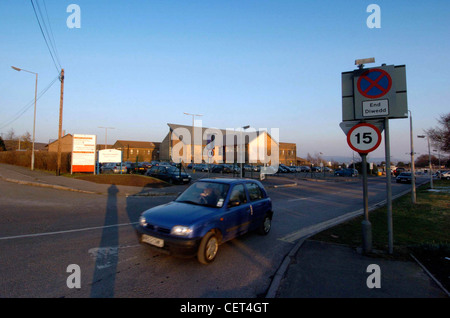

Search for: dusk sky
xmin=1 ymin=0 xmax=449 ymax=163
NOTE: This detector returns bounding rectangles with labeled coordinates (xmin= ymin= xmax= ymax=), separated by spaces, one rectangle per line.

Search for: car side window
xmin=228 ymin=184 xmax=247 ymax=207
xmin=246 ymin=183 xmax=264 ymax=201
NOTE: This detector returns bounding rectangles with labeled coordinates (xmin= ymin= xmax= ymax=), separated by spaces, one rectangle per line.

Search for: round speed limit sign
xmin=347 ymin=123 xmax=382 ymax=154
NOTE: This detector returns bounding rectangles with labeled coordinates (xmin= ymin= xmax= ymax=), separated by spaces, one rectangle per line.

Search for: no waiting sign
xmin=347 ymin=123 xmax=382 ymax=154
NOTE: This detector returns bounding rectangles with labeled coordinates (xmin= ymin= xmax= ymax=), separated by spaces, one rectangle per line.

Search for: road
xmin=0 ymin=174 xmax=422 ymax=298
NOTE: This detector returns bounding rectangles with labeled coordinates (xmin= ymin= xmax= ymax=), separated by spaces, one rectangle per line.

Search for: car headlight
xmin=171 ymin=225 xmax=193 ymax=236
xmin=139 ymin=216 xmax=147 ymax=227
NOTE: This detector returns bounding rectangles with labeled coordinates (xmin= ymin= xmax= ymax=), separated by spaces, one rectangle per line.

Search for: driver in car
xmin=200 ymin=187 xmax=219 ymax=206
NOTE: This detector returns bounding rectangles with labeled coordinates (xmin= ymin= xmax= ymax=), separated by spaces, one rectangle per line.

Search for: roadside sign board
xmin=72 ymin=134 xmax=96 ymax=173
xmin=346 ymin=123 xmax=382 ymax=154
xmin=98 ymin=149 xmax=122 ymax=163
xmin=342 ymin=65 xmax=408 ymax=121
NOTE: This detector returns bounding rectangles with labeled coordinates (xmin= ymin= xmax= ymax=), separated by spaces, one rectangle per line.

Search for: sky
xmin=1 ymin=0 xmax=449 ymax=163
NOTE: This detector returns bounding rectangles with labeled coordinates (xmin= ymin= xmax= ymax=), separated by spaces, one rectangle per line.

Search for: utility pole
xmin=56 ymin=69 xmax=64 ymax=176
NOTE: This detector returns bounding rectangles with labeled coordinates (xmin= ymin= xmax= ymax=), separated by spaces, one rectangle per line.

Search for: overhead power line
xmin=0 ymin=75 xmax=60 ymax=131
xmin=30 ymin=0 xmax=62 ymax=73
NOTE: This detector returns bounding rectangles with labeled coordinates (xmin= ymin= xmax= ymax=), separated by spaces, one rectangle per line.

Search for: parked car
xmin=210 ymin=164 xmax=233 ymax=173
xmin=193 ymin=164 xmax=209 ymax=172
xmin=136 ymin=178 xmax=273 ymax=264
xmin=334 ymin=168 xmax=358 ymax=177
xmin=442 ymin=171 xmax=450 ymax=180
xmin=126 ymin=162 xmax=147 ymax=174
xmin=146 ymin=165 xmax=191 ymax=184
xmin=101 ymin=162 xmax=127 ymax=174
xmin=396 ymin=172 xmax=412 ymax=183
xmin=299 ymin=166 xmax=311 ymax=172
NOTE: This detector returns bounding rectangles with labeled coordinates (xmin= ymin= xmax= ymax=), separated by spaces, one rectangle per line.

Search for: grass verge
xmin=311 ymin=179 xmax=450 ymax=291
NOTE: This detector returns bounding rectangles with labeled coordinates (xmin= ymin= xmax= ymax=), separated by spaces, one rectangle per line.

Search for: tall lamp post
xmin=98 ymin=126 xmax=115 ymax=149
xmin=240 ymin=125 xmax=250 ymax=178
xmin=418 ymin=134 xmax=433 ymax=189
xmin=11 ymin=66 xmax=38 ymax=171
xmin=409 ymin=110 xmax=416 ymax=204
xmin=183 ymin=112 xmax=203 ymax=164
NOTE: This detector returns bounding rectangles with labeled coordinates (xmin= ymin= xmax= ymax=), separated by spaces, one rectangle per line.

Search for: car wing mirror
xmin=227 ymin=200 xmax=240 ymax=208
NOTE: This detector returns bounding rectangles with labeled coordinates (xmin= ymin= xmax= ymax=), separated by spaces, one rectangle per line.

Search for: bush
xmin=0 ymin=151 xmax=72 ymax=173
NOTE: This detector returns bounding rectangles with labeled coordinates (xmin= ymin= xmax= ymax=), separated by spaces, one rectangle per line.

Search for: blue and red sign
xmin=357 ymin=68 xmax=392 ymax=99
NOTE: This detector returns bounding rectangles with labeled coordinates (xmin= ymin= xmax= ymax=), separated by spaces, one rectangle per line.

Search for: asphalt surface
xmin=0 ymin=163 xmax=448 ymax=298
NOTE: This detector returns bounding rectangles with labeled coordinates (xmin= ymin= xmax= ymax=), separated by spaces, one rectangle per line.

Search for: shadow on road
xmin=90 ymin=184 xmax=119 ymax=298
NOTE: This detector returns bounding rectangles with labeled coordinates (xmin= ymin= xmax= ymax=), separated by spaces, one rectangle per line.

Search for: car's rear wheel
xmin=197 ymin=231 xmax=219 ymax=264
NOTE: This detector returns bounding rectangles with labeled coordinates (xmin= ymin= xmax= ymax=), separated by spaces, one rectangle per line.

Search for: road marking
xmin=0 ymin=222 xmax=139 ymax=241
xmin=279 ymin=187 xmax=413 ymax=244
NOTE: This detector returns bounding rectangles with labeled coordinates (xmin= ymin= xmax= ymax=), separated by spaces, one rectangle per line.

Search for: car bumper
xmin=136 ymin=226 xmax=200 ymax=257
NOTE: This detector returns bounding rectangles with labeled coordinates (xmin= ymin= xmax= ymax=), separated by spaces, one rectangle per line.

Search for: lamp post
xmin=240 ymin=125 xmax=250 ymax=178
xmin=184 ymin=112 xmax=203 ymax=164
xmin=11 ymin=66 xmax=38 ymax=171
xmin=409 ymin=110 xmax=416 ymax=203
xmin=418 ymin=134 xmax=433 ymax=189
xmin=98 ymin=126 xmax=115 ymax=149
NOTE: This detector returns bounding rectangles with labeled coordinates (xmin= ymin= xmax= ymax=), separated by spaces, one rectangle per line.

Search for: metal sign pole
xmin=361 ymin=153 xmax=372 ymax=253
xmin=385 ymin=118 xmax=394 ymax=254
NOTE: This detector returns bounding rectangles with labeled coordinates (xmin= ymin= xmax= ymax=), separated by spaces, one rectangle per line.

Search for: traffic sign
xmin=357 ymin=68 xmax=392 ymax=99
xmin=347 ymin=123 xmax=382 ymax=154
xmin=341 ymin=64 xmax=408 ymax=121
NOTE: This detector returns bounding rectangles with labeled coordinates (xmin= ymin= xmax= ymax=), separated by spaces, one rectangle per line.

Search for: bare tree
xmin=426 ymin=113 xmax=450 ymax=153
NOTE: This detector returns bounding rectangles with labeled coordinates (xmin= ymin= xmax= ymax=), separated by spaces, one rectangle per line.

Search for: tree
xmin=426 ymin=112 xmax=450 ymax=153
xmin=0 ymin=137 xmax=6 ymax=151
xmin=415 ymin=154 xmax=439 ymax=168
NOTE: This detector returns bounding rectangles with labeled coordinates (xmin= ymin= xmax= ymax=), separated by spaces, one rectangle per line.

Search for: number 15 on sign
xmin=347 ymin=123 xmax=382 ymax=154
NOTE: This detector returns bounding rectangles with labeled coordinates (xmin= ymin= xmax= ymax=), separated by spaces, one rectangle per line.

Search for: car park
xmin=145 ymin=165 xmax=192 ymax=184
xmin=396 ymin=172 xmax=412 ymax=183
xmin=136 ymin=178 xmax=273 ymax=264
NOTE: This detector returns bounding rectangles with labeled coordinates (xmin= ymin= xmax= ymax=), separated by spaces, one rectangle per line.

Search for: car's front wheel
xmin=197 ymin=231 xmax=219 ymax=264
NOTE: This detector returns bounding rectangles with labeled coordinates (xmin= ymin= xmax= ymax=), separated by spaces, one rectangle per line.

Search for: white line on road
xmin=0 ymin=222 xmax=139 ymax=241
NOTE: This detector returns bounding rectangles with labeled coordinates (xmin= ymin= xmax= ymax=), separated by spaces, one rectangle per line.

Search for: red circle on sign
xmin=357 ymin=68 xmax=392 ymax=99
xmin=347 ymin=123 xmax=382 ymax=154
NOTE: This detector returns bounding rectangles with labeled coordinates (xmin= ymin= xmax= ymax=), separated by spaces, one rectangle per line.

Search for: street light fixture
xmin=11 ymin=66 xmax=38 ymax=171
xmin=417 ymin=134 xmax=433 ymax=189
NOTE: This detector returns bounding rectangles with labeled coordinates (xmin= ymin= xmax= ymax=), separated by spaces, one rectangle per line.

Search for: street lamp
xmin=184 ymin=112 xmax=203 ymax=164
xmin=240 ymin=125 xmax=250 ymax=178
xmin=98 ymin=126 xmax=115 ymax=149
xmin=11 ymin=66 xmax=38 ymax=171
xmin=418 ymin=134 xmax=433 ymax=189
xmin=409 ymin=110 xmax=416 ymax=203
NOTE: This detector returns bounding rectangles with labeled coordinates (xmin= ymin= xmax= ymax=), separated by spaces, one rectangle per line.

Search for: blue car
xmin=137 ymin=178 xmax=273 ymax=264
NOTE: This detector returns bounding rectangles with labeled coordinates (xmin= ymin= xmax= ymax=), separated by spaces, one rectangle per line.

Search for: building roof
xmin=167 ymin=123 xmax=278 ymax=145
xmin=114 ymin=140 xmax=160 ymax=148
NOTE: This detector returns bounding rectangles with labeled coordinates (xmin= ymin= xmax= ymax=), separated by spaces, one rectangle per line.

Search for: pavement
xmin=0 ymin=163 xmax=448 ymax=298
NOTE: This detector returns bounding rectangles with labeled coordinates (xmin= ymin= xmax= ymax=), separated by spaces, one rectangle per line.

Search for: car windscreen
xmin=175 ymin=181 xmax=230 ymax=208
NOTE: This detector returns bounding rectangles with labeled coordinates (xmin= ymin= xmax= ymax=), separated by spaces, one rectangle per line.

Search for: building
xmin=46 ymin=134 xmax=74 ymax=153
xmin=159 ymin=123 xmax=280 ymax=166
xmin=113 ymin=140 xmax=160 ymax=162
xmin=279 ymin=142 xmax=297 ymax=166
